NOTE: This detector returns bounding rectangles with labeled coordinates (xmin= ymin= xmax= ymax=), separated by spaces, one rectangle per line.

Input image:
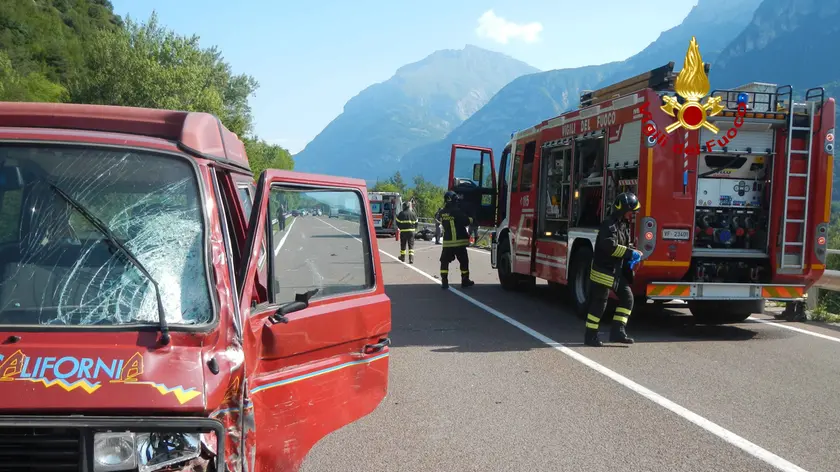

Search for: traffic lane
xmin=301 ymin=254 xmax=776 ymax=472
xmin=382 ymin=238 xmax=840 ymax=472
xmin=272 ymin=216 xmax=367 ymax=302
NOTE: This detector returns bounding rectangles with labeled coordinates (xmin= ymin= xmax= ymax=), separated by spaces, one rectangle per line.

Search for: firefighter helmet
xmin=614 ymin=192 xmax=641 ymax=215
xmin=444 ymin=191 xmax=458 ymax=203
xmin=402 ymin=202 xmax=410 ymax=210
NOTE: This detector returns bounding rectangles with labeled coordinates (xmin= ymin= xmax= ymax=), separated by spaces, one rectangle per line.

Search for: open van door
xmin=448 ymin=144 xmax=497 ymax=227
xmin=239 ymin=170 xmax=391 ymax=471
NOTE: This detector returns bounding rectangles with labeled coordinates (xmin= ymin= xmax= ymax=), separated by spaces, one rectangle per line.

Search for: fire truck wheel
xmin=497 ymin=241 xmax=519 ymax=290
xmin=568 ymin=244 xmax=594 ymax=318
xmin=497 ymin=240 xmax=534 ymax=291
xmin=688 ymin=300 xmax=760 ymax=324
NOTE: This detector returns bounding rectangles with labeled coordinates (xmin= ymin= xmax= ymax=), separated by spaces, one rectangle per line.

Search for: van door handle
xmin=364 ymin=338 xmax=391 ymax=354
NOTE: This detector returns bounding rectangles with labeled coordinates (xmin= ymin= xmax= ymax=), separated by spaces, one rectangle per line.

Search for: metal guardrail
xmin=815 ymin=249 xmax=840 ymax=292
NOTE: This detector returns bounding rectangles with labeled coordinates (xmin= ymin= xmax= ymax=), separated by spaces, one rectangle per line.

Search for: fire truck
xmin=368 ymin=191 xmax=402 ymax=236
xmin=448 ymin=58 xmax=835 ymax=324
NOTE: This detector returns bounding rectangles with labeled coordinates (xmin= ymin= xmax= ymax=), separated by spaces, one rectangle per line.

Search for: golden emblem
xmin=661 ymin=36 xmax=724 ymax=133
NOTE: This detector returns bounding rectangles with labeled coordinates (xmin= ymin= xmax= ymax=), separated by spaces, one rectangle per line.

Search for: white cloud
xmin=475 ymin=10 xmax=543 ymax=45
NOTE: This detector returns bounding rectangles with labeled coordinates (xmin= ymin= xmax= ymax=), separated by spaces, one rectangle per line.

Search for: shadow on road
xmin=383 ymin=275 xmax=767 ymax=353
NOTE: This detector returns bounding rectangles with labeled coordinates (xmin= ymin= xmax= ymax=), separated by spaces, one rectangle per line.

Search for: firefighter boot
xmin=609 ymin=322 xmax=634 ymax=344
xmin=584 ymin=314 xmax=603 ymax=347
xmin=441 ymin=275 xmax=449 ymax=290
xmin=584 ymin=328 xmax=603 ymax=347
xmin=409 ymin=255 xmax=414 ymax=264
xmin=399 ymin=253 xmax=405 ymax=262
xmin=461 ymin=277 xmax=475 ymax=288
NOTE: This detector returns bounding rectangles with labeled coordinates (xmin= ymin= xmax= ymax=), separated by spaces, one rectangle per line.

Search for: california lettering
xmin=0 ymin=350 xmax=142 ymax=384
xmin=0 ymin=350 xmax=200 ymax=403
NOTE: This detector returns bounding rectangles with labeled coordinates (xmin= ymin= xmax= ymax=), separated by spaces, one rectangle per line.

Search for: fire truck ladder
xmin=779 ymin=95 xmax=818 ymax=271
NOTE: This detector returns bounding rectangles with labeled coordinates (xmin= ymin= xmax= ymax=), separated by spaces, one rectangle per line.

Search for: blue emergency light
xmin=719 ymin=229 xmax=732 ymax=243
xmin=737 ymin=93 xmax=749 ymax=105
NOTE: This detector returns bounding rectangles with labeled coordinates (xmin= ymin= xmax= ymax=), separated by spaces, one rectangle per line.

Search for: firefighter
xmin=396 ymin=201 xmax=418 ymax=264
xmin=583 ymin=191 xmax=643 ymax=347
xmin=438 ymin=191 xmax=475 ymax=289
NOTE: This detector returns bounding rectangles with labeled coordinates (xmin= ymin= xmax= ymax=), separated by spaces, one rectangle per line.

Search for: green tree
xmin=370 ymin=181 xmax=400 ymax=193
xmin=0 ymin=51 xmax=68 ymax=102
xmin=388 ymin=171 xmax=407 ymax=194
xmin=405 ymin=175 xmax=445 ymax=219
xmin=70 ymin=12 xmax=258 ymax=137
xmin=245 ymin=138 xmax=294 ymax=178
xmin=821 ymin=204 xmax=840 ymax=312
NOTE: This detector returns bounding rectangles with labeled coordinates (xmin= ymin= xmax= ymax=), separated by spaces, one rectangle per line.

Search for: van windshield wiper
xmin=45 ymin=180 xmax=171 ymax=345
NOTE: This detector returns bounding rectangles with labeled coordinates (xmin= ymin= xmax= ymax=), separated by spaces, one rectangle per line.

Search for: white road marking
xmin=747 ymin=317 xmax=840 ymax=344
xmin=316 ymin=216 xmax=808 ymax=472
xmin=274 ymin=217 xmax=297 ymax=256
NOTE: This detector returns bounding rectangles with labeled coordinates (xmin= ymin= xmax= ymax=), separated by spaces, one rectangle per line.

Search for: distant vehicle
xmin=329 ymin=207 xmax=340 ymax=218
xmin=316 ymin=208 xmax=323 ymax=216
xmin=367 ymin=191 xmax=401 ymax=237
xmin=291 ymin=210 xmax=300 ymax=217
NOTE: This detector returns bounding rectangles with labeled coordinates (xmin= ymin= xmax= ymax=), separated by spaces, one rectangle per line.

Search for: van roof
xmin=0 ymin=101 xmax=250 ymax=172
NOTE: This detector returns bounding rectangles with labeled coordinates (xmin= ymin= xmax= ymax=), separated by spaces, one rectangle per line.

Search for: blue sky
xmin=110 ymin=0 xmax=699 ymax=154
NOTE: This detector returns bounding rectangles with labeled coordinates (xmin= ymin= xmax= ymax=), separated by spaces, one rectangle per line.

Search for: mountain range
xmin=295 ymin=0 xmax=839 ymax=195
xmin=292 ymin=46 xmax=538 ymax=180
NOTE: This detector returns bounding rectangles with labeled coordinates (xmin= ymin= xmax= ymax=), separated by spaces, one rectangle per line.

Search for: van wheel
xmin=688 ymin=300 xmax=761 ymax=324
xmin=568 ymin=245 xmax=594 ymax=318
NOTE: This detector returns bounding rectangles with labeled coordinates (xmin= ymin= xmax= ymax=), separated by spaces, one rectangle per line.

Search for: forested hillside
xmin=0 ymin=0 xmax=291 ymax=176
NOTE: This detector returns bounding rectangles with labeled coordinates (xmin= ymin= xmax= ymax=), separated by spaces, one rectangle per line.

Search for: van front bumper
xmin=0 ymin=415 xmax=225 ymax=471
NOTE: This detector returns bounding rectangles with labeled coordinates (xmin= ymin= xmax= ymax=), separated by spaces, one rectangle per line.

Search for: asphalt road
xmin=286 ymin=217 xmax=840 ymax=472
xmin=271 ymin=215 xmax=367 ymax=302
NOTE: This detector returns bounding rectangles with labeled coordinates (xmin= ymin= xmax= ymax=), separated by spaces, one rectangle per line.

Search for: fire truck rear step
xmin=646 ymin=282 xmax=805 ymax=301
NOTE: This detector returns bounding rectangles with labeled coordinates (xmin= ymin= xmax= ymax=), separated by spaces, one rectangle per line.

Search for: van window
xmin=0 ymin=187 xmax=21 ymax=244
xmin=267 ymin=187 xmax=374 ymax=303
xmin=236 ymin=186 xmax=254 ymax=219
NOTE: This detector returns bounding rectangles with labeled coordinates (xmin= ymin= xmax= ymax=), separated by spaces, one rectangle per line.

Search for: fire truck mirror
xmin=472 ymin=163 xmax=482 ymax=183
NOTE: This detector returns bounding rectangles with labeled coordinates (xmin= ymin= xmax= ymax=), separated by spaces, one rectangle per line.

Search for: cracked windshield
xmin=0 ymin=146 xmax=211 ymax=326
xmin=2 ymin=0 xmax=840 ymax=471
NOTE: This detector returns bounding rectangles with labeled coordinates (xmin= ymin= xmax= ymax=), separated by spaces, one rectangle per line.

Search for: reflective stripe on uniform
xmin=613 ymin=315 xmax=629 ymax=324
xmin=399 ymin=228 xmax=416 ymax=232
xmin=612 ymin=245 xmax=627 ymax=257
xmin=586 ymin=313 xmax=600 ymax=330
xmin=442 ymin=239 xmax=470 ymax=247
xmin=589 ymin=269 xmax=614 ymax=287
xmin=615 ymin=307 xmax=631 ymax=315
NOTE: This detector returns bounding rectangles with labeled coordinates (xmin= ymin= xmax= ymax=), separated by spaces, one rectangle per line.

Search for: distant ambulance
xmin=368 ymin=192 xmax=402 ymax=236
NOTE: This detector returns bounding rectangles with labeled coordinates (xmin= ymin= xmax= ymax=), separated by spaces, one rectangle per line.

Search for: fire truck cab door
xmin=238 ymin=170 xmax=391 ymax=471
xmin=448 ymin=144 xmax=497 ymax=227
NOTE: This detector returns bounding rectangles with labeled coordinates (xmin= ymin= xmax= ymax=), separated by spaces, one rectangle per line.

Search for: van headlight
xmin=93 ymin=431 xmax=201 ymax=472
